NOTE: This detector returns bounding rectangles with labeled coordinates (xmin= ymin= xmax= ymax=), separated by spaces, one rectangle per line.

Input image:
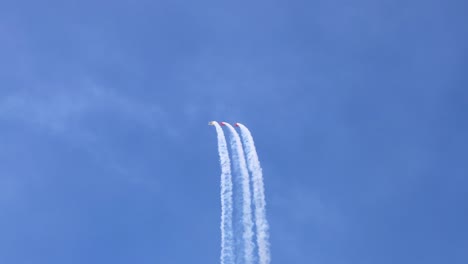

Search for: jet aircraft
xmin=208 ymin=121 xmax=229 ymax=126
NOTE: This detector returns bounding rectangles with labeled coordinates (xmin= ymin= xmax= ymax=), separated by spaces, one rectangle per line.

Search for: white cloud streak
xmin=0 ymin=82 xmax=167 ymax=135
xmin=212 ymin=122 xmax=235 ymax=264
xmin=237 ymin=123 xmax=270 ymax=264
xmin=224 ymin=123 xmax=255 ymax=264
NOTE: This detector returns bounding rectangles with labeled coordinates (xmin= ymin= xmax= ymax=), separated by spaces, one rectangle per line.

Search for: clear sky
xmin=1 ymin=0 xmax=467 ymax=263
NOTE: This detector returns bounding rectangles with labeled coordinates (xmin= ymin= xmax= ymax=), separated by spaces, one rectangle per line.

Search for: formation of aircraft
xmin=208 ymin=121 xmax=240 ymax=126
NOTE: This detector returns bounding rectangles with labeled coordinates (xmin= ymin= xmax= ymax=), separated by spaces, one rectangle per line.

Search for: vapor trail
xmin=237 ymin=124 xmax=270 ymax=264
xmin=224 ymin=123 xmax=255 ymax=264
xmin=213 ymin=122 xmax=235 ymax=264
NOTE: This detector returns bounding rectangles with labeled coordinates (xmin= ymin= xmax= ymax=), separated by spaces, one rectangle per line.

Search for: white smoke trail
xmin=213 ymin=122 xmax=235 ymax=264
xmin=237 ymin=123 xmax=270 ymax=264
xmin=224 ymin=123 xmax=255 ymax=264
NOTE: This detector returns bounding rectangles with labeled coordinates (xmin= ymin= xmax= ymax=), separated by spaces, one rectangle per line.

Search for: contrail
xmin=223 ymin=122 xmax=255 ymax=264
xmin=212 ymin=122 xmax=235 ymax=264
xmin=237 ymin=123 xmax=271 ymax=264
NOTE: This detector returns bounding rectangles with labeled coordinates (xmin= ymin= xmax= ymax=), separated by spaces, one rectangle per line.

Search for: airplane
xmin=234 ymin=123 xmax=240 ymax=127
xmin=208 ymin=121 xmax=229 ymax=126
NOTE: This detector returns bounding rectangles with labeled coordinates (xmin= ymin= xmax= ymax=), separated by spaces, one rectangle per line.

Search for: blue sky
xmin=1 ymin=0 xmax=467 ymax=263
